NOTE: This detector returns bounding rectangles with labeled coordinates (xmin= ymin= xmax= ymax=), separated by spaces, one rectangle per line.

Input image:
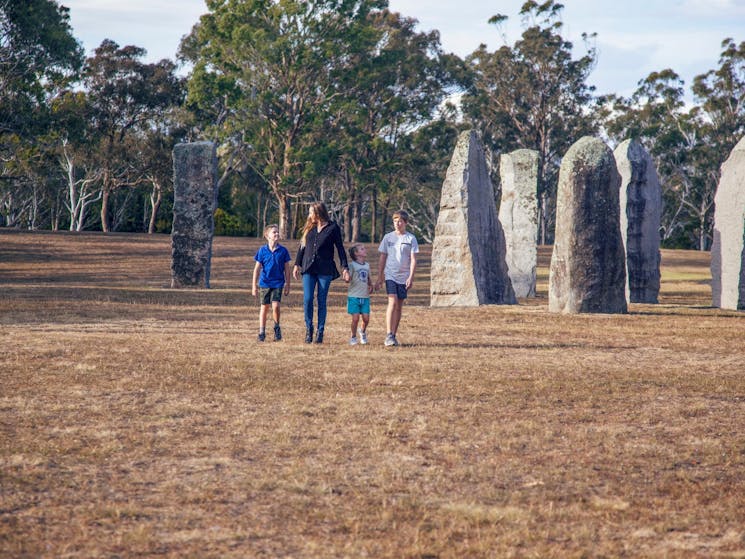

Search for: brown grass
xmin=1 ymin=230 xmax=744 ymax=558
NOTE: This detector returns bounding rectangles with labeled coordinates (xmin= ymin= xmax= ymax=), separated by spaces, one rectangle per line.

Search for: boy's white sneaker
xmin=359 ymin=331 xmax=368 ymax=344
xmin=349 ymin=336 xmax=358 ymax=346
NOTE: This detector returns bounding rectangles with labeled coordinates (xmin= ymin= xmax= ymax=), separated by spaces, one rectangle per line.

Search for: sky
xmin=61 ymin=0 xmax=745 ymax=102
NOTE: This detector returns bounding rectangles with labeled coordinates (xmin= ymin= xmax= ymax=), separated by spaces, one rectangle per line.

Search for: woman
xmin=293 ymin=202 xmax=349 ymax=343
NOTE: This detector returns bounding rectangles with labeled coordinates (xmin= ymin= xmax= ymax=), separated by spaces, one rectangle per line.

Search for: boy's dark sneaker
xmin=257 ymin=332 xmax=266 ymax=342
xmin=274 ymin=324 xmax=282 ymax=341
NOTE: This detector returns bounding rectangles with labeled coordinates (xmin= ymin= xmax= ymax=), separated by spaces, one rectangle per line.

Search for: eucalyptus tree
xmin=605 ymin=40 xmax=745 ymax=249
xmin=0 ymin=0 xmax=82 ymax=136
xmin=604 ymin=70 xmax=701 ymax=246
xmin=82 ymin=40 xmax=184 ymax=232
xmin=0 ymin=0 xmax=82 ymax=227
xmin=180 ymin=0 xmax=386 ymax=239
xmin=461 ymin=0 xmax=599 ymax=244
xmin=325 ymin=8 xmax=463 ymax=242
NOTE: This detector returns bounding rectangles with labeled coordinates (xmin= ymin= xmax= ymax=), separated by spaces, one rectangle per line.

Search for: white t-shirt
xmin=348 ymin=260 xmax=371 ymax=298
xmin=378 ymin=231 xmax=419 ymax=284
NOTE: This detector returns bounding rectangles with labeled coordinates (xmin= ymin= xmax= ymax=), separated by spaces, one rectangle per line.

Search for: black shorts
xmin=260 ymin=287 xmax=283 ymax=305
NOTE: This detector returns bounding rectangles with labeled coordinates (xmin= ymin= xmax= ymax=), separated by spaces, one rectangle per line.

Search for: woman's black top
xmin=295 ymin=221 xmax=348 ymax=279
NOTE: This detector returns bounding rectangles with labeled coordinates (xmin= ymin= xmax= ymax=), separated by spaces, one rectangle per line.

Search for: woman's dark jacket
xmin=295 ymin=221 xmax=348 ymax=279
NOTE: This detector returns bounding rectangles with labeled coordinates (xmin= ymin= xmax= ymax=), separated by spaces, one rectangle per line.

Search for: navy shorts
xmin=385 ymin=280 xmax=407 ymax=300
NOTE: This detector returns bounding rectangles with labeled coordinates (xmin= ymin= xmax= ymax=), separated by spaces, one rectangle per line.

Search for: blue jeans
xmin=302 ymin=273 xmax=333 ymax=332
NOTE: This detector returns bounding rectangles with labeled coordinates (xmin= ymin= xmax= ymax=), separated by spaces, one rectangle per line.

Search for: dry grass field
xmin=1 ymin=230 xmax=744 ymax=558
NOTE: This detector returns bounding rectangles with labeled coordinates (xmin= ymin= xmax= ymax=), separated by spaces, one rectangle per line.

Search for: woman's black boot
xmin=315 ymin=329 xmax=324 ymax=344
xmin=305 ymin=326 xmax=313 ymax=344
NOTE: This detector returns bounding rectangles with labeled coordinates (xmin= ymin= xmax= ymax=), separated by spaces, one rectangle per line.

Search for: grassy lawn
xmin=1 ymin=230 xmax=744 ymax=558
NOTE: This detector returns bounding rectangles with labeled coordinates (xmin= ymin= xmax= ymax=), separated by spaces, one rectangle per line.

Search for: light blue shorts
xmin=347 ymin=297 xmax=370 ymax=315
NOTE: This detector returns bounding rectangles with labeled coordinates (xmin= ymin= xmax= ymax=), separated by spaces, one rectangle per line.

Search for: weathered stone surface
xmin=431 ymin=130 xmax=516 ymax=306
xmin=549 ymin=136 xmax=627 ymax=314
xmin=499 ymin=149 xmax=539 ymax=298
xmin=711 ymin=135 xmax=745 ymax=310
xmin=614 ymin=139 xmax=661 ymax=304
xmin=171 ymin=141 xmax=218 ymax=288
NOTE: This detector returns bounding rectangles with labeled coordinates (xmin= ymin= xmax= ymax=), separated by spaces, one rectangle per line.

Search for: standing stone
xmin=549 ymin=136 xmax=627 ymax=314
xmin=614 ymin=139 xmax=661 ymax=304
xmin=171 ymin=141 xmax=218 ymax=288
xmin=711 ymin=136 xmax=745 ymax=310
xmin=431 ymin=130 xmax=516 ymax=306
xmin=499 ymin=149 xmax=539 ymax=298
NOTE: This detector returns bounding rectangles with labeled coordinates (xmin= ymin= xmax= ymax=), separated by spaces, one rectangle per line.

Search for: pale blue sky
xmin=63 ymin=0 xmax=745 ymax=101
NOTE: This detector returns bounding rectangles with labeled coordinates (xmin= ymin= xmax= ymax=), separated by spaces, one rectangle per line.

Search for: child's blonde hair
xmin=348 ymin=244 xmax=363 ymax=261
xmin=264 ymin=224 xmax=279 ymax=237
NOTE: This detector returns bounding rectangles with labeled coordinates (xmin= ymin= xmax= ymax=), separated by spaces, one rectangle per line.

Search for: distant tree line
xmin=2 ymin=0 xmax=743 ymax=249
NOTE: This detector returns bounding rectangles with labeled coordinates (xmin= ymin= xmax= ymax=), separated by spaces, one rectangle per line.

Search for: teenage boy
xmin=374 ymin=210 xmax=419 ymax=347
xmin=252 ymin=224 xmax=291 ymax=341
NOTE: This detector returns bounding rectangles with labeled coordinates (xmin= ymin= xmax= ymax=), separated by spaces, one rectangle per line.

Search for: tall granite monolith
xmin=431 ymin=130 xmax=516 ymax=306
xmin=614 ymin=139 xmax=661 ymax=304
xmin=499 ymin=149 xmax=539 ymax=298
xmin=171 ymin=141 xmax=218 ymax=288
xmin=711 ymin=136 xmax=745 ymax=310
xmin=549 ymin=136 xmax=627 ymax=314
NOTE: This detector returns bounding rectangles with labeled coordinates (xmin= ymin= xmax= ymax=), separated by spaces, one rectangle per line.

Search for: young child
xmin=345 ymin=244 xmax=373 ymax=345
xmin=374 ymin=210 xmax=419 ymax=347
xmin=252 ymin=224 xmax=291 ymax=341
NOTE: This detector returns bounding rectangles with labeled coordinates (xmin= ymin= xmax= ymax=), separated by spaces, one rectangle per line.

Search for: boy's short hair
xmin=392 ymin=210 xmax=409 ymax=223
xmin=263 ymin=224 xmax=279 ymax=236
xmin=348 ymin=244 xmax=362 ymax=260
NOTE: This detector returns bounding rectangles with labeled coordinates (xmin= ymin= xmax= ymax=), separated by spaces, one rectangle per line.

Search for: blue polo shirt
xmin=254 ymin=244 xmax=291 ymax=288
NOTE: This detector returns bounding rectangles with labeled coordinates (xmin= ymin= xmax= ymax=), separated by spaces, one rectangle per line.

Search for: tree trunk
xmin=343 ymin=200 xmax=353 ymax=242
xmin=292 ymin=199 xmax=302 ymax=240
xmin=380 ymin=198 xmax=391 ymax=237
xmin=100 ymin=186 xmax=111 ymax=233
xmin=148 ymin=182 xmax=162 ymax=234
xmin=262 ymin=196 xmax=270 ymax=236
xmin=255 ymin=191 xmax=262 ymax=238
xmin=699 ymin=213 xmax=707 ymax=251
xmin=371 ymin=190 xmax=378 ymax=242
xmin=539 ymin=192 xmax=548 ymax=246
xmin=351 ymin=197 xmax=361 ymax=242
xmin=277 ymin=193 xmax=291 ymax=240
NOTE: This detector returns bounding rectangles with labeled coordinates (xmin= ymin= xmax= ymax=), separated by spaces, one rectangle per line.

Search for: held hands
xmin=342 ymin=268 xmax=351 ymax=282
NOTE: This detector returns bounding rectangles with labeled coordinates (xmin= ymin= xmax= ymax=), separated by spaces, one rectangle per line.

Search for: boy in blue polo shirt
xmin=252 ymin=224 xmax=292 ymax=341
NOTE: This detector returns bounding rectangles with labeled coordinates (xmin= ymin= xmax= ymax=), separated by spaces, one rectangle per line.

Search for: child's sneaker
xmin=384 ymin=333 xmax=396 ymax=347
xmin=359 ymin=331 xmax=368 ymax=345
xmin=257 ymin=331 xmax=266 ymax=342
xmin=273 ymin=324 xmax=282 ymax=341
xmin=349 ymin=336 xmax=358 ymax=346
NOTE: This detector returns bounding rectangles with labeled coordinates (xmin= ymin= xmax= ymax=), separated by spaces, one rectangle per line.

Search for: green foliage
xmin=181 ymin=0 xmax=388 ymax=237
xmin=214 ymin=208 xmax=254 ymax=236
xmin=461 ymin=0 xmax=599 ymax=243
xmin=605 ymin=39 xmax=745 ymax=250
xmin=1 ymin=0 xmax=741 ymax=252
